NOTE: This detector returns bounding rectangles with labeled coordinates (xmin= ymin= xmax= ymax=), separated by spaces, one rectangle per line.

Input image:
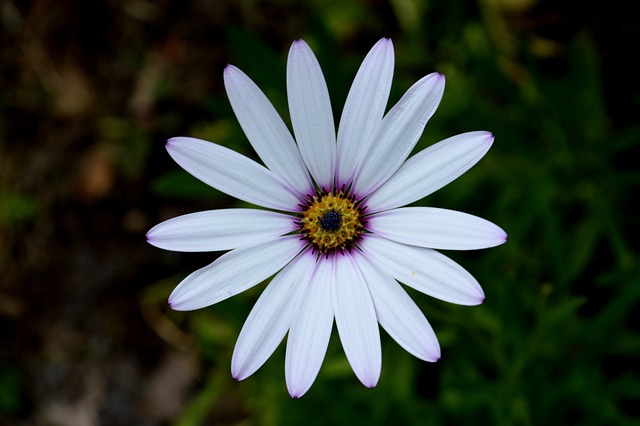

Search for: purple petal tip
xmin=486 ymin=132 xmax=495 ymax=142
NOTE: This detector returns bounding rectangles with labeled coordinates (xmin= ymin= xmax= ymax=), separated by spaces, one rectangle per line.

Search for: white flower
xmin=147 ymin=38 xmax=507 ymax=398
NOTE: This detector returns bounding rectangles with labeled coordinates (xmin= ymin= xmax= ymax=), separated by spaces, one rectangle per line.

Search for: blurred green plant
xmin=0 ymin=190 xmax=36 ymax=227
xmin=0 ymin=366 xmax=23 ymax=416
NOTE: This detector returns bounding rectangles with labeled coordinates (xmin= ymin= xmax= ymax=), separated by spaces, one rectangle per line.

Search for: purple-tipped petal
xmin=146 ymin=209 xmax=298 ymax=252
xmin=285 ymin=256 xmax=334 ymax=398
xmin=168 ymin=236 xmax=305 ymax=311
xmin=166 ymin=137 xmax=301 ymax=211
xmin=287 ymin=40 xmax=336 ymax=189
xmin=337 ymin=38 xmax=394 ymax=186
xmin=353 ymin=251 xmax=441 ymax=361
xmin=369 ymin=207 xmax=507 ymax=250
xmin=232 ymin=251 xmax=316 ymax=380
xmin=224 ymin=65 xmax=314 ymax=195
xmin=365 ymin=131 xmax=494 ymax=213
xmin=352 ymin=73 xmax=445 ymax=197
xmin=333 ymin=252 xmax=381 ymax=388
xmin=361 ymin=234 xmax=485 ymax=305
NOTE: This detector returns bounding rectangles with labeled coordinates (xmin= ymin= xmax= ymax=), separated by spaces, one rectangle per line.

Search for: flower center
xmin=319 ymin=210 xmax=342 ymax=231
xmin=299 ymin=191 xmax=365 ymax=254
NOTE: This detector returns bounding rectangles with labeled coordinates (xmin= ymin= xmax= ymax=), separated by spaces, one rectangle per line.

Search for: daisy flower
xmin=147 ymin=38 xmax=507 ymax=398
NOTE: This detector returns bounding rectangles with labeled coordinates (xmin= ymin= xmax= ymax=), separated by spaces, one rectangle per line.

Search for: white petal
xmin=224 ymin=65 xmax=314 ymax=195
xmin=168 ymin=236 xmax=305 ymax=311
xmin=287 ymin=40 xmax=336 ymax=189
xmin=368 ymin=207 xmax=507 ymax=250
xmin=147 ymin=209 xmax=298 ymax=252
xmin=285 ymin=256 xmax=334 ymax=398
xmin=361 ymin=234 xmax=485 ymax=305
xmin=365 ymin=131 xmax=494 ymax=213
xmin=352 ymin=73 xmax=445 ymax=197
xmin=232 ymin=250 xmax=316 ymax=380
xmin=333 ymin=253 xmax=381 ymax=388
xmin=352 ymin=251 xmax=440 ymax=361
xmin=336 ymin=38 xmax=394 ymax=187
xmin=166 ymin=137 xmax=300 ymax=211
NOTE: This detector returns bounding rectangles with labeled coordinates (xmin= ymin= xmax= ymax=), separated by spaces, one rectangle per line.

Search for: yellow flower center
xmin=299 ymin=191 xmax=365 ymax=254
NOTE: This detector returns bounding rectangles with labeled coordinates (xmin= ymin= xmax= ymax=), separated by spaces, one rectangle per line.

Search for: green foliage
xmin=0 ymin=366 xmax=23 ymax=415
xmin=152 ymin=170 xmax=219 ymax=200
xmin=0 ymin=190 xmax=36 ymax=226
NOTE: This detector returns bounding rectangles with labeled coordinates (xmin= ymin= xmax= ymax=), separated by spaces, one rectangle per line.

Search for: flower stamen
xmin=300 ymin=191 xmax=364 ymax=253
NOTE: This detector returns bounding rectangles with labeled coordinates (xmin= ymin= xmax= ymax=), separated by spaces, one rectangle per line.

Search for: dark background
xmin=1 ymin=0 xmax=639 ymax=425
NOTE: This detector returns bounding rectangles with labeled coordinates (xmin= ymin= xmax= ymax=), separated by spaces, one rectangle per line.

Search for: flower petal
xmin=353 ymin=251 xmax=440 ymax=361
xmin=365 ymin=131 xmax=494 ymax=213
xmin=352 ymin=72 xmax=445 ymax=197
xmin=232 ymin=251 xmax=316 ymax=380
xmin=168 ymin=236 xmax=305 ymax=311
xmin=336 ymin=38 xmax=394 ymax=187
xmin=285 ymin=256 xmax=334 ymax=398
xmin=166 ymin=137 xmax=300 ymax=211
xmin=147 ymin=209 xmax=298 ymax=252
xmin=368 ymin=207 xmax=507 ymax=250
xmin=224 ymin=65 xmax=314 ymax=195
xmin=333 ymin=253 xmax=381 ymax=388
xmin=361 ymin=234 xmax=485 ymax=305
xmin=287 ymin=40 xmax=336 ymax=189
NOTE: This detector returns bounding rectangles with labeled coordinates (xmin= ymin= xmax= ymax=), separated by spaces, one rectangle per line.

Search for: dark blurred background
xmin=1 ymin=0 xmax=639 ymax=425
